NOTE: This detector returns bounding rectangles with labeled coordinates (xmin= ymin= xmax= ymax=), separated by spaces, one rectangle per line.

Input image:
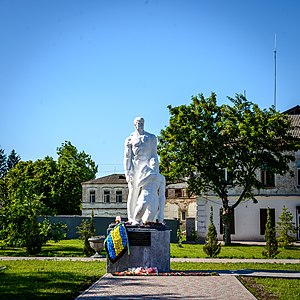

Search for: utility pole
xmin=274 ymin=34 xmax=277 ymax=110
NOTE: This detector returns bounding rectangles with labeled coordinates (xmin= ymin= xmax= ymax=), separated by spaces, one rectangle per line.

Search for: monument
xmin=106 ymin=117 xmax=170 ymax=273
xmin=124 ymin=116 xmax=166 ymax=224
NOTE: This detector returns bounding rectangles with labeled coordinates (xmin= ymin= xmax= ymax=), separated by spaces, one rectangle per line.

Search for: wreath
xmin=104 ymin=222 xmax=130 ymax=263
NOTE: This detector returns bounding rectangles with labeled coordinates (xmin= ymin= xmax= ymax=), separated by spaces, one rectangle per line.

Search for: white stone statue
xmin=124 ymin=117 xmax=166 ymax=225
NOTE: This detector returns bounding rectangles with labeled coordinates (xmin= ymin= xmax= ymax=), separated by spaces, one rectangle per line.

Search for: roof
xmin=289 ymin=115 xmax=300 ymax=138
xmin=284 ymin=105 xmax=300 ymax=115
xmin=82 ymin=174 xmax=127 ymax=185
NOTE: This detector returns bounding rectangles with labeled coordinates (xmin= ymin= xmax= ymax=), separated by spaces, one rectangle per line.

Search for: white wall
xmin=197 ymin=196 xmax=300 ymax=241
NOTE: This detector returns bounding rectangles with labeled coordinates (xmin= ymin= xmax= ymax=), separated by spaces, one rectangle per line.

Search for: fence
xmin=38 ymin=216 xmax=180 ymax=243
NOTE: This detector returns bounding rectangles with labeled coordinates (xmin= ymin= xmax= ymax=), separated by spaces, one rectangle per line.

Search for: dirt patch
xmin=238 ymin=276 xmax=279 ymax=300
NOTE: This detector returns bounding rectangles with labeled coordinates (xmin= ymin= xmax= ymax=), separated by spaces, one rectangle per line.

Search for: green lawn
xmin=0 ymin=260 xmax=106 ymax=300
xmin=170 ymin=242 xmax=300 ymax=259
xmin=0 ymin=240 xmax=299 ymax=299
xmin=239 ymin=277 xmax=300 ymax=300
xmin=0 ymin=239 xmax=299 ymax=259
xmin=0 ymin=261 xmax=299 ymax=300
xmin=0 ymin=239 xmax=84 ymax=257
xmin=170 ymin=262 xmax=300 ymax=272
xmin=256 ymin=277 xmax=300 ymax=300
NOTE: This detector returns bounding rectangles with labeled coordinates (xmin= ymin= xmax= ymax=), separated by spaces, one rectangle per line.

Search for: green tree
xmin=0 ymin=147 xmax=7 ymax=178
xmin=0 ymin=190 xmax=67 ymax=255
xmin=31 ymin=156 xmax=58 ymax=212
xmin=158 ymin=93 xmax=298 ymax=245
xmin=2 ymin=141 xmax=97 ymax=215
xmin=54 ymin=141 xmax=98 ymax=214
xmin=2 ymin=160 xmax=34 ymax=207
xmin=3 ymin=159 xmax=57 ymax=213
xmin=77 ymin=212 xmax=96 ymax=257
xmin=7 ymin=149 xmax=21 ymax=171
xmin=203 ymin=207 xmax=221 ymax=258
xmin=0 ymin=148 xmax=8 ymax=203
xmin=276 ymin=206 xmax=298 ymax=248
xmin=262 ymin=208 xmax=279 ymax=258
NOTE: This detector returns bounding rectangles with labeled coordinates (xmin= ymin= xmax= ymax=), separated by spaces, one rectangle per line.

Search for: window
xmin=116 ymin=190 xmax=122 ymax=203
xmin=297 ymin=207 xmax=300 ymax=240
xmin=221 ymin=168 xmax=234 ymax=185
xmin=175 ymin=189 xmax=182 ymax=198
xmin=181 ymin=211 xmax=186 ymax=220
xmin=226 ymin=169 xmax=234 ymax=185
xmin=260 ymin=208 xmax=275 ymax=235
xmin=89 ymin=190 xmax=95 ymax=203
xmin=103 ymin=190 xmax=110 ymax=203
xmin=261 ymin=165 xmax=275 ymax=187
xmin=297 ymin=160 xmax=300 ymax=186
xmin=220 ymin=208 xmax=235 ymax=234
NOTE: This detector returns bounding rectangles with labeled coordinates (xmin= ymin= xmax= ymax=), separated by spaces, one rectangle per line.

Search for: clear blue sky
xmin=1 ymin=0 xmax=300 ymax=177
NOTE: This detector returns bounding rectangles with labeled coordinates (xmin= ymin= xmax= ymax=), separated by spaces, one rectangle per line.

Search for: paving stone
xmin=75 ymin=274 xmax=257 ymax=299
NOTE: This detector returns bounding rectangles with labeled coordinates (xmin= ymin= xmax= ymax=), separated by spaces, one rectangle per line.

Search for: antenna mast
xmin=274 ymin=34 xmax=277 ymax=110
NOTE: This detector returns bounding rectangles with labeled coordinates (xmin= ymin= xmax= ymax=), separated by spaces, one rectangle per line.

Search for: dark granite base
xmin=106 ymin=226 xmax=170 ymax=273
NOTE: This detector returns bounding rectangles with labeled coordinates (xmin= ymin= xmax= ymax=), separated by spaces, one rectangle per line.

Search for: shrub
xmin=276 ymin=206 xmax=298 ymax=248
xmin=0 ymin=193 xmax=67 ymax=255
xmin=203 ymin=207 xmax=221 ymax=258
xmin=176 ymin=229 xmax=183 ymax=247
xmin=191 ymin=229 xmax=199 ymax=243
xmin=77 ymin=212 xmax=96 ymax=256
xmin=262 ymin=207 xmax=279 ymax=258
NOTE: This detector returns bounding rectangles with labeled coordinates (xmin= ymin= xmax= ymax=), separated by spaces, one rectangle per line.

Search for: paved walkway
xmin=75 ymin=274 xmax=257 ymax=300
xmin=72 ymin=258 xmax=300 ymax=300
xmin=74 ymin=267 xmax=300 ymax=300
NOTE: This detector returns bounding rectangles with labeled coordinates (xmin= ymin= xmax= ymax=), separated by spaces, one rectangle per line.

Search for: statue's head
xmin=134 ymin=117 xmax=144 ymax=132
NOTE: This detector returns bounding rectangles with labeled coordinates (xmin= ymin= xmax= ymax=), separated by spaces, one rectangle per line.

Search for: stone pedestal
xmin=106 ymin=226 xmax=170 ymax=273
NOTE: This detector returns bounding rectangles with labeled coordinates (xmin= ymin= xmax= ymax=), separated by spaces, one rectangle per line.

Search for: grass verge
xmin=239 ymin=276 xmax=300 ymax=300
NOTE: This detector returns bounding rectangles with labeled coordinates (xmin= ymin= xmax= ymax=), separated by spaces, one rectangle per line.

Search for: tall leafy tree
xmin=7 ymin=149 xmax=21 ymax=171
xmin=30 ymin=156 xmax=58 ymax=212
xmin=54 ymin=141 xmax=98 ymax=214
xmin=4 ymin=160 xmax=35 ymax=205
xmin=3 ymin=142 xmax=97 ymax=215
xmin=4 ymin=159 xmax=57 ymax=211
xmin=0 ymin=142 xmax=96 ymax=251
xmin=158 ymin=93 xmax=299 ymax=245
